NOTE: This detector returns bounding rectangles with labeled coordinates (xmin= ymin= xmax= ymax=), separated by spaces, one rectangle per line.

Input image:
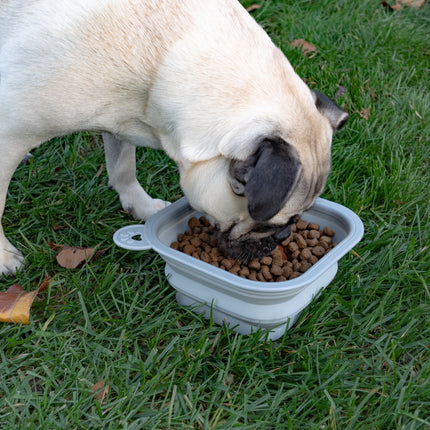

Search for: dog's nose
xmin=273 ymin=225 xmax=291 ymax=241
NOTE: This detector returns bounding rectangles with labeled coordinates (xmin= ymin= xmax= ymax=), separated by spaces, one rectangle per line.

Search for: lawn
xmin=1 ymin=0 xmax=429 ymax=428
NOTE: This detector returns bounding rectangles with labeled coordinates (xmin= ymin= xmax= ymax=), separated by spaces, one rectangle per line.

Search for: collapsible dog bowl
xmin=113 ymin=197 xmax=364 ymax=340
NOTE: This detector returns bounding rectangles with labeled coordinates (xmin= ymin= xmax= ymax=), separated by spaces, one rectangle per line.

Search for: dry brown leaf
xmin=381 ymin=0 xmax=402 ymax=10
xmin=290 ymin=39 xmax=317 ymax=57
xmin=92 ymin=379 xmax=109 ymax=404
xmin=56 ymin=245 xmax=104 ymax=269
xmin=334 ymin=86 xmax=347 ymax=101
xmin=246 ymin=4 xmax=261 ymax=12
xmin=397 ymin=0 xmax=425 ymax=7
xmin=48 ymin=242 xmax=64 ymax=251
xmin=381 ymin=0 xmax=425 ymax=10
xmin=366 ymin=81 xmax=378 ymax=102
xmin=358 ymin=106 xmax=371 ymax=120
xmin=0 ymin=279 xmax=51 ymax=324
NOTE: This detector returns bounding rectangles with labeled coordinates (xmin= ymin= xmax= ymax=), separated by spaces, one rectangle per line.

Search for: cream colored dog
xmin=0 ymin=0 xmax=348 ymax=274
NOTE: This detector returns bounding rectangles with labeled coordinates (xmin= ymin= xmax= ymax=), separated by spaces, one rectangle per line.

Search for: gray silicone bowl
xmin=114 ymin=197 xmax=364 ymax=340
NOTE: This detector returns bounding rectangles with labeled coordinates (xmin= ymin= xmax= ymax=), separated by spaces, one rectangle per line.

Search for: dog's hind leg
xmin=0 ymin=136 xmax=38 ymax=275
xmin=103 ymin=133 xmax=170 ymax=220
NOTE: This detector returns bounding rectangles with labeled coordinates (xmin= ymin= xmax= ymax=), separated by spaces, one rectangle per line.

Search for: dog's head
xmin=179 ymin=90 xmax=348 ymax=262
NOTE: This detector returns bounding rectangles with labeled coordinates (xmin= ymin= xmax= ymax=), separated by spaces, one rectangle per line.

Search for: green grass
xmin=1 ymin=1 xmax=429 ymax=428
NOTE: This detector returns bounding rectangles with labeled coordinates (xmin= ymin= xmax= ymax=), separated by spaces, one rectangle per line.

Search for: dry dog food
xmin=170 ymin=216 xmax=337 ymax=282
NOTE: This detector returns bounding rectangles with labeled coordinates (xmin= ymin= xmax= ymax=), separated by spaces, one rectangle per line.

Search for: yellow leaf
xmin=0 ymin=285 xmax=39 ymax=324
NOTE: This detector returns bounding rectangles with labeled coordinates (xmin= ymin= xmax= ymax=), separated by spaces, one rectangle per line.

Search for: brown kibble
xmin=308 ymin=229 xmax=321 ymax=240
xmin=290 ymin=271 xmax=301 ymax=280
xmin=257 ymin=272 xmax=265 ymax=282
xmin=281 ymin=234 xmax=293 ymax=247
xmin=312 ymin=245 xmax=326 ymax=257
xmin=221 ymin=258 xmax=233 ymax=270
xmin=283 ymin=265 xmax=293 ymax=278
xmin=323 ymin=226 xmax=335 ymax=237
xmin=173 ymin=215 xmax=336 ymax=283
xmin=230 ymin=264 xmax=241 ymax=274
xmin=296 ymin=219 xmax=308 ymax=230
xmin=188 ymin=217 xmax=201 ymax=229
xmin=288 ymin=242 xmax=299 ymax=253
xmin=179 ymin=240 xmax=190 ymax=251
xmin=270 ymin=265 xmax=283 ymax=276
xmin=307 ymin=238 xmax=319 ymax=247
xmin=177 ymin=233 xmax=185 ymax=242
xmin=300 ymin=248 xmax=313 ymax=261
xmin=309 ymin=255 xmax=319 ymax=265
xmin=199 ymin=216 xmax=210 ymax=227
xmin=271 ymin=251 xmax=283 ymax=267
xmin=183 ymin=244 xmax=196 ymax=255
xmin=199 ymin=232 xmax=210 ymax=243
xmin=261 ymin=265 xmax=272 ymax=280
xmin=300 ymin=261 xmax=312 ymax=273
xmin=318 ymin=241 xmax=329 ymax=250
xmin=308 ymin=222 xmax=320 ymax=231
xmin=248 ymin=259 xmax=261 ymax=270
xmin=320 ymin=235 xmax=333 ymax=245
xmin=190 ymin=237 xmax=202 ymax=247
xmin=260 ymin=256 xmax=272 ymax=266
xmin=296 ymin=235 xmax=307 ymax=249
xmin=292 ymin=259 xmax=301 ymax=272
xmin=239 ymin=267 xmax=250 ymax=278
xmin=200 ymin=252 xmax=211 ymax=263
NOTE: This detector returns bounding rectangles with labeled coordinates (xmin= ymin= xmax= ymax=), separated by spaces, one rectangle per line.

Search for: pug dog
xmin=0 ymin=0 xmax=348 ymax=275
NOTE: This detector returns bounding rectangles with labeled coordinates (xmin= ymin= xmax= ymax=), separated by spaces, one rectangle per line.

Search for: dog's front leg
xmin=103 ymin=133 xmax=170 ymax=220
xmin=0 ymin=140 xmax=32 ymax=275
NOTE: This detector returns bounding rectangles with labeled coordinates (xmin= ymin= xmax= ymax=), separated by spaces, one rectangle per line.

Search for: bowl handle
xmin=113 ymin=225 xmax=152 ymax=251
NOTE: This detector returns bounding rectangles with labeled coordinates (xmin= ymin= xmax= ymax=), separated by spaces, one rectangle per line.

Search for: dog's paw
xmin=0 ymin=242 xmax=24 ymax=276
xmin=123 ymin=198 xmax=171 ymax=221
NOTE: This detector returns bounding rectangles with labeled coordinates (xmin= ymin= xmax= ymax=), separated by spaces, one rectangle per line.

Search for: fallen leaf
xmin=381 ymin=0 xmax=425 ymax=10
xmin=246 ymin=4 xmax=261 ymax=12
xmin=366 ymin=81 xmax=378 ymax=102
xmin=52 ymin=224 xmax=65 ymax=232
xmin=334 ymin=86 xmax=347 ymax=101
xmin=0 ymin=279 xmax=51 ymax=324
xmin=358 ymin=106 xmax=371 ymax=120
xmin=381 ymin=0 xmax=402 ymax=10
xmin=92 ymin=379 xmax=109 ymax=404
xmin=290 ymin=39 xmax=317 ymax=57
xmin=47 ymin=242 xmax=64 ymax=251
xmin=56 ymin=245 xmax=104 ymax=269
xmin=397 ymin=0 xmax=425 ymax=7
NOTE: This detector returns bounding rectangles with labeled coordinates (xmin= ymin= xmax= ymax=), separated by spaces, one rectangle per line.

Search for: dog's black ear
xmin=312 ymin=90 xmax=349 ymax=131
xmin=230 ymin=138 xmax=302 ymax=222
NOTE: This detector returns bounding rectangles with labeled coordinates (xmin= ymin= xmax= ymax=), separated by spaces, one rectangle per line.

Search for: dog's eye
xmin=230 ymin=180 xmax=245 ymax=196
